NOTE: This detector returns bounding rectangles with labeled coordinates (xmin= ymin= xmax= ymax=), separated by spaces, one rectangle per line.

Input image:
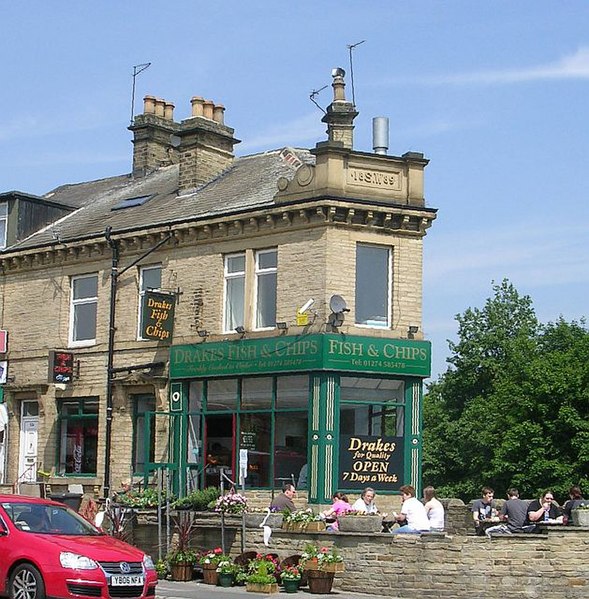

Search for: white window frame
xmin=69 ymin=273 xmax=98 ymax=347
xmin=254 ymin=248 xmax=277 ymax=330
xmin=137 ymin=264 xmax=162 ymax=340
xmin=355 ymin=243 xmax=392 ymax=329
xmin=0 ymin=203 xmax=7 ymax=250
xmin=223 ymin=253 xmax=246 ymax=333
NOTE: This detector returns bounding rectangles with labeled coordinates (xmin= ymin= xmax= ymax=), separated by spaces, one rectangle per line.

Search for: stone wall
xmin=134 ymin=511 xmax=589 ymax=598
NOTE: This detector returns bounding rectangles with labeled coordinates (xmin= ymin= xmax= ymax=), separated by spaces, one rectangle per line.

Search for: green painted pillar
xmin=307 ymin=373 xmax=337 ymax=504
xmin=405 ymin=378 xmax=423 ymax=496
xmin=169 ymin=381 xmax=188 ymax=496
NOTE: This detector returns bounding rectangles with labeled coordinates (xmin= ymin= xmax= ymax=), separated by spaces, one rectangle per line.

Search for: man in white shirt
xmin=391 ymin=484 xmax=431 ymax=534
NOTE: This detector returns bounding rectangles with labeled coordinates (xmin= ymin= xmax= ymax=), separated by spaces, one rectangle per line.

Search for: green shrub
xmin=171 ymin=487 xmax=220 ymax=511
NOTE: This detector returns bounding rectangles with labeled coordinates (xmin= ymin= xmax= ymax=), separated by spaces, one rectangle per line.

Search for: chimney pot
xmin=143 ymin=95 xmax=157 ymax=114
xmin=213 ymin=103 xmax=225 ymax=124
xmin=191 ymin=96 xmax=204 ymax=117
xmin=164 ymin=101 xmax=175 ymax=120
xmin=203 ymin=100 xmax=214 ymax=120
xmin=154 ymin=98 xmax=165 ymax=117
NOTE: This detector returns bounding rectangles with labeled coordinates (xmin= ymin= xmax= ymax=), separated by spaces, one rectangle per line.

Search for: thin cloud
xmin=384 ymin=47 xmax=589 ymax=86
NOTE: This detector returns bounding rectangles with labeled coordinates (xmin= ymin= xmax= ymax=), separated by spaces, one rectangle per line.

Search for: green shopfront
xmin=167 ymin=333 xmax=430 ymax=504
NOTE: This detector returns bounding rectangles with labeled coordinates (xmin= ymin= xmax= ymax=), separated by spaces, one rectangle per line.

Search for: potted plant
xmin=283 ymin=509 xmax=324 ymax=532
xmin=571 ymin=504 xmax=589 ymax=526
xmin=300 ymin=543 xmax=344 ymax=593
xmin=198 ymin=547 xmax=227 ymax=585
xmin=317 ymin=546 xmax=345 ymax=573
xmin=167 ymin=512 xmax=197 ymax=581
xmin=245 ymin=558 xmax=279 ymax=594
xmin=154 ymin=559 xmax=169 ymax=580
xmin=214 ymin=491 xmax=248 ymax=515
xmin=216 ymin=559 xmax=236 ymax=587
xmin=280 ymin=565 xmax=302 ymax=593
xmin=300 ymin=543 xmax=320 ymax=570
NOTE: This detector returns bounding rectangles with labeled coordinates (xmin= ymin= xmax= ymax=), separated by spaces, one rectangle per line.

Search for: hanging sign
xmin=141 ymin=291 xmax=175 ymax=341
xmin=338 ymin=434 xmax=404 ymax=491
xmin=48 ymin=351 xmax=74 ymax=384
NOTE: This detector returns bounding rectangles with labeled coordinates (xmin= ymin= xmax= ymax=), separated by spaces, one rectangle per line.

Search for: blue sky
xmin=2 ymin=1 xmax=588 ymax=380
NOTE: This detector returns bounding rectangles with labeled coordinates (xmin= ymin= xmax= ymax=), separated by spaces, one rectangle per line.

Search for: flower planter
xmin=202 ymin=563 xmax=219 ymax=585
xmin=302 ymin=558 xmax=320 ymax=571
xmin=307 ymin=570 xmax=335 ymax=594
xmin=170 ymin=563 xmax=193 ymax=582
xmin=283 ymin=579 xmax=301 ymax=593
xmin=217 ymin=572 xmax=234 ymax=587
xmin=304 ymin=521 xmax=326 ymax=532
xmin=321 ymin=562 xmax=345 ymax=573
xmin=246 ymin=582 xmax=279 ymax=593
xmin=571 ymin=509 xmax=589 ymax=526
xmin=287 ymin=522 xmax=305 ymax=532
xmin=338 ymin=515 xmax=383 ymax=533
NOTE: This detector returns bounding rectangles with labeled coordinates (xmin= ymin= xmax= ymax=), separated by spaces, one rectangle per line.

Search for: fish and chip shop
xmin=165 ymin=333 xmax=431 ymax=503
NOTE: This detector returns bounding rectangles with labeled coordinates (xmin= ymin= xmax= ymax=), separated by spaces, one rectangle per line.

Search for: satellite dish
xmin=169 ymin=135 xmax=181 ymax=148
xmin=330 ymin=295 xmax=348 ymax=313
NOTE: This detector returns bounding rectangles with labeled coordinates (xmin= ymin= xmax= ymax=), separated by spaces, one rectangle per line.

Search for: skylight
xmin=112 ymin=194 xmax=153 ymax=211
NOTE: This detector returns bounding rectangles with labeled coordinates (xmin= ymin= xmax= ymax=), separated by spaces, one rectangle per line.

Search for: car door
xmin=0 ymin=510 xmax=11 ymax=593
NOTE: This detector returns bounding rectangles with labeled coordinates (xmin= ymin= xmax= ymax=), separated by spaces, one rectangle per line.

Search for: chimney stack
xmin=320 ymin=68 xmax=358 ymax=150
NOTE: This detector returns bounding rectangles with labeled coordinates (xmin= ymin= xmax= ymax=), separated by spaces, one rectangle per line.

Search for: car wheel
xmin=8 ymin=564 xmax=46 ymax=599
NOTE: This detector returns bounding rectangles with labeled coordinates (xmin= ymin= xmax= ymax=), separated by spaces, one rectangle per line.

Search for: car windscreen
xmin=1 ymin=502 xmax=102 ymax=535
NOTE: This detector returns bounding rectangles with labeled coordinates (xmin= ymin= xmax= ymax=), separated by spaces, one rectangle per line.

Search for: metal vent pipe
xmin=372 ymin=116 xmax=389 ymax=155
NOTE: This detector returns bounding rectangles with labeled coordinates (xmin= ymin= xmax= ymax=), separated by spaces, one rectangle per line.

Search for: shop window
xmin=69 ymin=274 xmax=98 ymax=346
xmin=276 ymin=375 xmax=309 ymax=409
xmin=207 ymin=379 xmax=238 ymax=411
xmin=274 ymin=411 xmax=308 ymax=488
xmin=132 ymin=395 xmax=156 ymax=474
xmin=254 ymin=249 xmax=277 ymax=329
xmin=239 ymin=413 xmax=271 ymax=487
xmin=0 ymin=202 xmax=7 ymax=249
xmin=223 ymin=253 xmax=245 ymax=332
xmin=137 ymin=265 xmax=162 ymax=340
xmin=58 ymin=399 xmax=98 ymax=475
xmin=241 ymin=377 xmax=272 ymax=410
xmin=355 ymin=244 xmax=391 ymax=327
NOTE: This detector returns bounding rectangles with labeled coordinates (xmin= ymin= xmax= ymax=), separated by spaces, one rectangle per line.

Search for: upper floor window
xmin=355 ymin=244 xmax=391 ymax=328
xmin=138 ymin=265 xmax=162 ymax=340
xmin=254 ymin=249 xmax=277 ymax=330
xmin=224 ymin=253 xmax=245 ymax=332
xmin=0 ymin=203 xmax=7 ymax=249
xmin=69 ymin=274 xmax=98 ymax=346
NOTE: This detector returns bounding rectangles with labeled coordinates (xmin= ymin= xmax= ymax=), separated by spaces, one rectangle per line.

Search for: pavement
xmin=156 ymin=579 xmax=395 ymax=599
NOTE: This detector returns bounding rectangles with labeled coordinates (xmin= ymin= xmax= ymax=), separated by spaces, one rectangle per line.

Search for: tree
xmin=423 ymin=280 xmax=589 ymax=502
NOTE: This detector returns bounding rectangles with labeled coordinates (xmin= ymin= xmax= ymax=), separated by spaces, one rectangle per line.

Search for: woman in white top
xmin=423 ymin=485 xmax=445 ymax=531
xmin=351 ymin=487 xmax=379 ymax=514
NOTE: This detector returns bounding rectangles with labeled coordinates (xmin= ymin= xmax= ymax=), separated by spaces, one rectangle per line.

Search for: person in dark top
xmin=472 ymin=486 xmax=495 ymax=535
xmin=528 ymin=489 xmax=561 ymax=524
xmin=486 ymin=488 xmax=533 ymax=536
xmin=269 ymin=483 xmax=297 ymax=512
xmin=562 ymin=485 xmax=586 ymax=524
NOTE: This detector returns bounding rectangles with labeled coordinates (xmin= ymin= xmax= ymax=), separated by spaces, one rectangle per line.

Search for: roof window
xmin=112 ymin=194 xmax=153 ymax=211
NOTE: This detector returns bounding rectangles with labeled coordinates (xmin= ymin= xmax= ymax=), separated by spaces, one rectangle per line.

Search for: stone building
xmin=0 ymin=69 xmax=436 ymax=503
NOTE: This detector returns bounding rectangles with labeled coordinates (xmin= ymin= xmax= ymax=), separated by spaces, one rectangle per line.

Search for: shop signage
xmin=48 ymin=351 xmax=74 ymax=384
xmin=338 ymin=434 xmax=404 ymax=491
xmin=0 ymin=330 xmax=7 ymax=354
xmin=141 ymin=291 xmax=175 ymax=341
xmin=170 ymin=334 xmax=431 ymax=379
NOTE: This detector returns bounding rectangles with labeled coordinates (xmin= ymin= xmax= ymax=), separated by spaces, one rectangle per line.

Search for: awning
xmin=0 ymin=403 xmax=8 ymax=432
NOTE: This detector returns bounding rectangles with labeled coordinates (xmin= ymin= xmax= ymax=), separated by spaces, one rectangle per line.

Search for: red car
xmin=0 ymin=494 xmax=157 ymax=599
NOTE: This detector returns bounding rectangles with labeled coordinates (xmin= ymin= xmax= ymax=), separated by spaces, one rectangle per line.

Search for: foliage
xmin=155 ymin=559 xmax=169 ymax=579
xmin=300 ymin=543 xmax=343 ymax=566
xmin=167 ymin=548 xmax=198 ymax=565
xmin=115 ymin=487 xmax=174 ymax=508
xmin=197 ymin=547 xmax=227 ymax=566
xmin=280 ymin=565 xmax=302 ymax=581
xmin=214 ymin=491 xmax=248 ymax=514
xmin=283 ymin=508 xmax=320 ymax=523
xmin=171 ymin=487 xmax=220 ymax=511
xmin=423 ymin=280 xmax=589 ymax=502
xmin=245 ymin=556 xmax=278 ymax=585
xmin=166 ymin=512 xmax=197 ymax=565
xmin=216 ymin=559 xmax=237 ymax=574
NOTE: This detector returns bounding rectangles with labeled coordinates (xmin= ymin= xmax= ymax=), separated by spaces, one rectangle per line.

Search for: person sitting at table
xmin=486 ymin=487 xmax=534 ymax=536
xmin=562 ymin=485 xmax=586 ymax=524
xmin=527 ymin=489 xmax=562 ymax=524
xmin=321 ymin=491 xmax=352 ymax=531
xmin=269 ymin=483 xmax=297 ymax=512
xmin=351 ymin=487 xmax=379 ymax=514
xmin=423 ymin=486 xmax=445 ymax=532
xmin=472 ymin=486 xmax=495 ymax=535
xmin=391 ymin=485 xmax=431 ymax=535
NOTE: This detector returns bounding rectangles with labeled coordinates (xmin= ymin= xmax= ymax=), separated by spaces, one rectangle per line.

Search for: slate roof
xmin=10 ymin=148 xmax=314 ymax=252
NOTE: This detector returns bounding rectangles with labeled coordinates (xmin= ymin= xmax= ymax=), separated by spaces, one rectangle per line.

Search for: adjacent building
xmin=0 ymin=70 xmax=436 ymax=503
